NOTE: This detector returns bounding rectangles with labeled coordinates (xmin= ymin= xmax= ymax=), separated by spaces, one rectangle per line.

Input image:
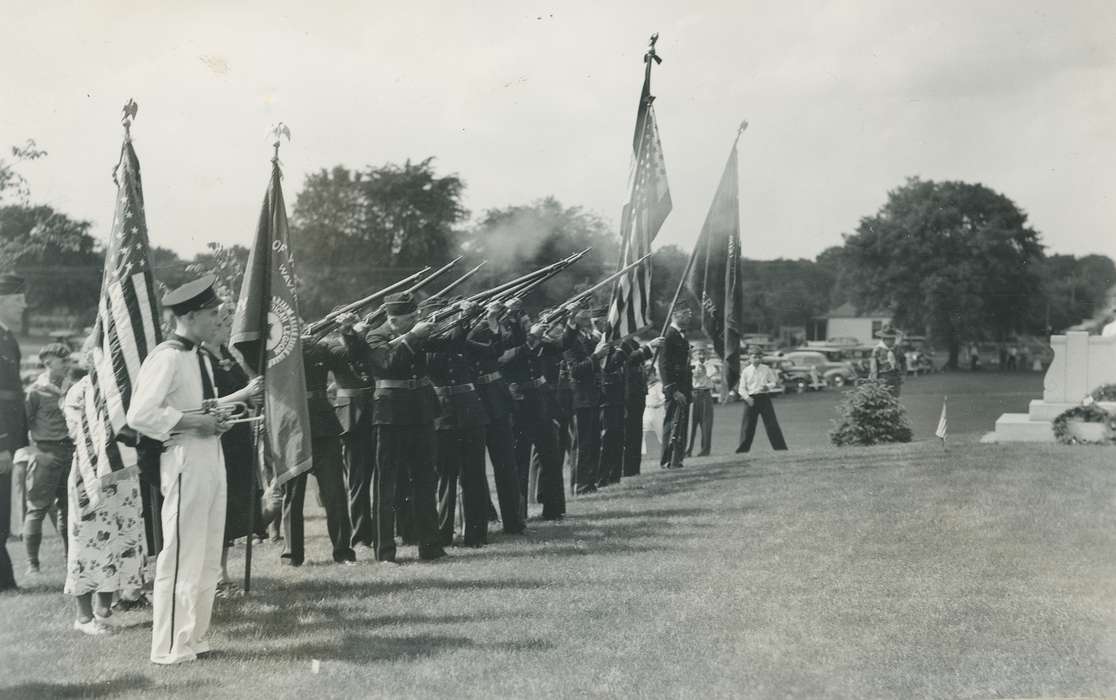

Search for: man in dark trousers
xmin=467 ymin=300 xmax=526 ymax=535
xmin=331 ymin=346 xmax=375 ymax=551
xmin=599 ymin=333 xmax=663 ymax=486
xmin=425 ymin=301 xmax=489 ymax=547
xmin=0 ymin=274 xmax=28 ymax=591
xmin=563 ymin=306 xmax=609 ymax=494
xmin=500 ymin=318 xmax=565 ymax=520
xmin=340 ymin=295 xmax=446 ymax=563
xmin=735 ymin=349 xmax=788 ymax=453
xmin=687 ymin=350 xmax=715 ymax=458
xmin=281 ymin=334 xmax=356 ymax=566
xmin=621 ymin=337 xmax=654 ymax=477
xmin=534 ymin=322 xmax=572 ymax=504
xmin=658 ymin=305 xmax=694 ymax=470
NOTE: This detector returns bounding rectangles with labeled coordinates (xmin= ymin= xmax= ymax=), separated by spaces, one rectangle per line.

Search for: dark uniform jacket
xmin=346 ymin=323 xmax=437 ymax=426
xmin=625 ymin=343 xmax=653 ymax=402
xmin=600 ymin=344 xmax=629 ymax=408
xmin=330 ymin=340 xmax=372 ymax=438
xmin=301 ymin=337 xmax=350 ymax=438
xmin=426 ymin=324 xmax=488 ymax=431
xmin=562 ymin=326 xmax=601 ymax=409
xmin=498 ymin=325 xmax=560 ymax=397
xmin=658 ymin=326 xmax=693 ymax=398
xmin=0 ymin=326 xmax=28 ymax=455
xmin=467 ymin=322 xmax=514 ymax=421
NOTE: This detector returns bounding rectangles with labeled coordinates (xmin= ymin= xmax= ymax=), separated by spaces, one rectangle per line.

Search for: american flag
xmin=73 ymin=138 xmax=162 ymax=514
xmin=935 ymin=395 xmax=949 ymax=444
xmin=606 ymin=54 xmax=672 ymax=341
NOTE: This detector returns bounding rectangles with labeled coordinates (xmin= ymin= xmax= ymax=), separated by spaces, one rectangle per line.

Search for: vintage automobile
xmin=781 ymin=350 xmax=857 ymax=389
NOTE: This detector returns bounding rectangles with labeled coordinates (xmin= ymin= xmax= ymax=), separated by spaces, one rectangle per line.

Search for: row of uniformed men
xmin=285 ymin=292 xmax=697 ymax=566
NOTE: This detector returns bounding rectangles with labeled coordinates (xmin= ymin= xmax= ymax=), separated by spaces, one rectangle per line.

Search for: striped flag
xmin=935 ymin=396 xmax=948 ymax=443
xmin=73 ymin=137 xmax=162 ymax=514
xmin=606 ymin=44 xmax=672 ymax=341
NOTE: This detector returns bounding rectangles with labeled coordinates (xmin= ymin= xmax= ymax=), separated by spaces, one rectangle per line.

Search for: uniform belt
xmin=508 ymin=376 xmax=547 ymax=393
xmin=307 ymin=390 xmax=330 ymax=399
xmin=0 ymin=390 xmax=19 ymax=400
xmin=693 ymin=386 xmax=713 ymax=392
xmin=376 ymin=378 xmax=430 ymax=390
xmin=475 ymin=371 xmax=503 ymax=384
xmin=335 ymin=387 xmax=371 ymax=398
xmin=433 ymin=383 xmax=476 ymax=396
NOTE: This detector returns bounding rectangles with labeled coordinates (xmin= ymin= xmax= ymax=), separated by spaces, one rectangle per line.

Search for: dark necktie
xmin=198 ymin=352 xmax=215 ymax=400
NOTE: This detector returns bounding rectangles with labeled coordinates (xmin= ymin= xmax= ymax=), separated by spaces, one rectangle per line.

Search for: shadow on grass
xmin=0 ymin=674 xmax=215 ymax=699
xmin=218 ymin=632 xmax=555 ymax=664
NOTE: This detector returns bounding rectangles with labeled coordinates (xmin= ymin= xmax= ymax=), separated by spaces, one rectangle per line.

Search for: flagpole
xmin=607 ymin=33 xmax=664 ymax=335
xmin=118 ymin=99 xmax=165 ymax=558
xmin=244 ymin=124 xmax=288 ymax=594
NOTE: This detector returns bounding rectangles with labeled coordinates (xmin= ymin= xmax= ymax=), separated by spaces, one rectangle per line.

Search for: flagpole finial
xmin=734 ymin=119 xmax=749 ymax=147
xmin=645 ymin=33 xmax=662 ymax=65
xmin=121 ymin=99 xmax=138 ymax=142
xmin=269 ymin=122 xmax=292 ymax=162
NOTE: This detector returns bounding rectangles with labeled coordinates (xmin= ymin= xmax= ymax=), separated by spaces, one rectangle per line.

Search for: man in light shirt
xmin=735 ymin=349 xmax=788 ymax=454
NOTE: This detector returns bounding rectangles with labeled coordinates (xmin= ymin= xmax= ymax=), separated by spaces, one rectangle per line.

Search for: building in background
xmin=809 ymin=303 xmax=894 ymax=345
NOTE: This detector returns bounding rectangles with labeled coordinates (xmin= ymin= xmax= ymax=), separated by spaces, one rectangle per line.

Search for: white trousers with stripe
xmin=150 ymin=459 xmax=226 ymax=665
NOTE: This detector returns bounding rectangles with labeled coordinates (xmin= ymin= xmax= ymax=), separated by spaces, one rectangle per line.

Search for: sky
xmin=1 ymin=0 xmax=1113 ymax=263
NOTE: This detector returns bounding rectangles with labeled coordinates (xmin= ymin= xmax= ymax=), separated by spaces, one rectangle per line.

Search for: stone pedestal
xmin=982 ymin=332 xmax=1116 ymax=443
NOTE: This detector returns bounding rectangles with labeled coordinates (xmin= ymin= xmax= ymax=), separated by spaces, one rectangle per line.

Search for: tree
xmin=840 ymin=178 xmax=1045 ymax=368
xmin=0 ymin=204 xmax=102 ymax=329
xmin=0 ymin=140 xmax=47 ymax=204
xmin=289 ymin=159 xmax=467 ymax=318
xmin=461 ymin=197 xmax=618 ymax=313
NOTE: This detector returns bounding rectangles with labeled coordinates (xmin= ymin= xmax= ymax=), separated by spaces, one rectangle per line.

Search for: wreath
xmin=1090 ymin=383 xmax=1116 ymax=402
xmin=1051 ymin=404 xmax=1116 ymax=445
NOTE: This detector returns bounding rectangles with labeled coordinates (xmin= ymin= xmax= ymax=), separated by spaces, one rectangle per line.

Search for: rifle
xmin=419 ymin=261 xmax=487 ymax=309
xmin=466 ymin=248 xmax=590 ymax=306
xmin=538 ymin=252 xmax=653 ymax=326
xmin=395 ymin=249 xmax=591 ymax=345
xmin=304 ymin=265 xmax=432 ymax=338
xmin=352 ymin=256 xmax=464 ymax=332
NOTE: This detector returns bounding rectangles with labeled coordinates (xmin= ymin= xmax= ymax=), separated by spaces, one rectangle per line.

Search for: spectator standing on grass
xmin=687 ymin=350 xmax=715 ymax=458
xmin=0 ymin=274 xmax=28 ymax=592
xmin=62 ymin=362 xmax=147 ymax=635
xmin=735 ymin=349 xmax=788 ymax=454
xmin=870 ymin=326 xmax=903 ymax=397
xmin=19 ymin=342 xmax=74 ymax=575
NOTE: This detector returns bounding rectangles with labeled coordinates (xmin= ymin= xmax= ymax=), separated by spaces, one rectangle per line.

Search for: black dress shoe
xmin=418 ymin=545 xmax=447 ymax=561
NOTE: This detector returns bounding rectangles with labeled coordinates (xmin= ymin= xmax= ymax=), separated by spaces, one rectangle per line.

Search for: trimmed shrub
xmin=829 ymin=381 xmax=913 ymax=446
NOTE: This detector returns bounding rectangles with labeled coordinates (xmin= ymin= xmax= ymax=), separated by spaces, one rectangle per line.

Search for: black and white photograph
xmin=1 ymin=1 xmax=1115 ymax=698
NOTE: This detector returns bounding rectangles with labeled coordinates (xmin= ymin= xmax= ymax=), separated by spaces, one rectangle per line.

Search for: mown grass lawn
xmin=3 ymin=424 xmax=1115 ymax=699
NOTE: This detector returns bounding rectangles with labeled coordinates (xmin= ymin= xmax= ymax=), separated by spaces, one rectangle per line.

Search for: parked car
xmin=782 ymin=350 xmax=857 ymax=389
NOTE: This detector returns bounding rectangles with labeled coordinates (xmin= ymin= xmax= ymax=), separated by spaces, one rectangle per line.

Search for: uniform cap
xmin=383 ymin=292 xmax=417 ymax=316
xmin=876 ymin=325 xmax=898 ymax=339
xmin=163 ymin=275 xmax=221 ymax=315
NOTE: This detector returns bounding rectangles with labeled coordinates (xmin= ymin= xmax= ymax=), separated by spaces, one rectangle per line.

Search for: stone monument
xmin=983 ymin=331 xmax=1116 ymax=442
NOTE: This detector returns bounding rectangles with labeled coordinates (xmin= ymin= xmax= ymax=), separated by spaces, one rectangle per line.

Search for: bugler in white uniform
xmin=127 ymin=276 xmax=229 ymax=665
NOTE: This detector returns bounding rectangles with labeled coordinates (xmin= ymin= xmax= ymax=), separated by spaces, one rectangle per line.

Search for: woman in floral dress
xmin=62 ymin=367 xmax=146 ymax=635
